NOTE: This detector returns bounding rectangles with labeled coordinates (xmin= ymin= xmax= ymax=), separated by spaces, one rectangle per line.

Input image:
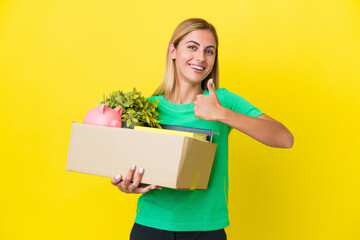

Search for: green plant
xmin=99 ymin=88 xmax=162 ymax=128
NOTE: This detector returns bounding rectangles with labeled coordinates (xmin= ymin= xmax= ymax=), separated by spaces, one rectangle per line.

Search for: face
xmin=170 ymin=29 xmax=216 ymax=86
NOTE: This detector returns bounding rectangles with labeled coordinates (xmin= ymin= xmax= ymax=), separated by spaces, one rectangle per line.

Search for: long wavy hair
xmin=152 ymin=18 xmax=219 ymax=97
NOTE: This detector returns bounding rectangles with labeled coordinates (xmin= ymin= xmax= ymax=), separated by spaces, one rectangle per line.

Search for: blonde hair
xmin=152 ymin=18 xmax=219 ymax=97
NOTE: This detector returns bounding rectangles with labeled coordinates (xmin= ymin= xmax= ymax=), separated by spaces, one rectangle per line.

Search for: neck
xmin=166 ymin=79 xmax=203 ymax=104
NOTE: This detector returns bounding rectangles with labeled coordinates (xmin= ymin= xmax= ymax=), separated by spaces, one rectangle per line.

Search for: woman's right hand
xmin=111 ymin=165 xmax=162 ymax=194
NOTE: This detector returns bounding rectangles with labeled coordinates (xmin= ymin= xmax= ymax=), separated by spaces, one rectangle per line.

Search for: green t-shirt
xmin=134 ymin=88 xmax=263 ymax=231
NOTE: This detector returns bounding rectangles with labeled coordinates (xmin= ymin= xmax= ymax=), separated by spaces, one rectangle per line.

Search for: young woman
xmin=111 ymin=18 xmax=294 ymax=240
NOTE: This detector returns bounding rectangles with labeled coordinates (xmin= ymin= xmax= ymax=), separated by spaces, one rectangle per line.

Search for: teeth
xmin=190 ymin=64 xmax=204 ymax=70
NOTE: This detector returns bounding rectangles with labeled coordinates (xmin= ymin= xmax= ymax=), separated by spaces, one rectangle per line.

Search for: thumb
xmin=207 ymin=79 xmax=216 ymax=96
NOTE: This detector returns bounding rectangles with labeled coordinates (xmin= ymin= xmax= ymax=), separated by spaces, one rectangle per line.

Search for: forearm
xmin=217 ymin=107 xmax=294 ymax=148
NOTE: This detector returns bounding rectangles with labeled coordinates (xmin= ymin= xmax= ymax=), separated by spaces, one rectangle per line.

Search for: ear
xmin=169 ymin=44 xmax=176 ymax=59
xmin=99 ymin=104 xmax=108 ymax=114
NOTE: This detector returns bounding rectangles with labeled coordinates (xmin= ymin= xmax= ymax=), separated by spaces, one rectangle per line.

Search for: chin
xmin=190 ymin=79 xmax=206 ymax=86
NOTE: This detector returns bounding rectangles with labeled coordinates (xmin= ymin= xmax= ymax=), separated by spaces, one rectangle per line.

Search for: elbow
xmin=270 ymin=129 xmax=294 ymax=148
xmin=283 ymin=132 xmax=294 ymax=149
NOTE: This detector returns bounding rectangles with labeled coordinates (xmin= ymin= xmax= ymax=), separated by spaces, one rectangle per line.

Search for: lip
xmin=189 ymin=64 xmax=206 ymax=72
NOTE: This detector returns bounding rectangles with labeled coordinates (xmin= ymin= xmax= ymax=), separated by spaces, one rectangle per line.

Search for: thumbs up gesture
xmin=194 ymin=79 xmax=223 ymax=121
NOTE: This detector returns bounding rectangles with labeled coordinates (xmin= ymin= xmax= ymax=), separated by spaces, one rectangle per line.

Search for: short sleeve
xmin=217 ymin=88 xmax=264 ymax=118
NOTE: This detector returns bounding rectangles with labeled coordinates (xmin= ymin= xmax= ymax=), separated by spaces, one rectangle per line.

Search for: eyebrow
xmin=186 ymin=40 xmax=216 ymax=49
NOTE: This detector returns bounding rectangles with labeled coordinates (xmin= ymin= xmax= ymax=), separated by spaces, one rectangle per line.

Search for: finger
xmin=111 ymin=174 xmax=122 ymax=186
xmin=140 ymin=184 xmax=157 ymax=194
xmin=208 ymin=79 xmax=221 ymax=105
xmin=124 ymin=164 xmax=136 ymax=186
xmin=207 ymin=79 xmax=216 ymax=95
xmin=132 ymin=167 xmax=144 ymax=188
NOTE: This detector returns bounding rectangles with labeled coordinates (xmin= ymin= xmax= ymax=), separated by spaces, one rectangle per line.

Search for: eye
xmin=188 ymin=46 xmax=197 ymax=50
xmin=206 ymin=50 xmax=214 ymax=55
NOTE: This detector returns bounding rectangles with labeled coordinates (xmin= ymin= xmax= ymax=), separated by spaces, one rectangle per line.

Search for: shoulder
xmin=215 ymin=88 xmax=246 ymax=106
xmin=204 ymin=88 xmax=233 ymax=98
xmin=216 ymin=87 xmax=263 ymax=117
xmin=215 ymin=88 xmax=233 ymax=97
xmin=216 ymin=87 xmax=243 ymax=97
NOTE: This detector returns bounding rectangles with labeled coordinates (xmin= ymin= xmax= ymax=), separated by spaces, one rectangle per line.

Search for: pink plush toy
xmin=84 ymin=104 xmax=123 ymax=128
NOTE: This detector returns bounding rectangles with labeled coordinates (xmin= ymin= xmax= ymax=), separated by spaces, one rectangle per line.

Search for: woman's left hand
xmin=194 ymin=79 xmax=224 ymax=121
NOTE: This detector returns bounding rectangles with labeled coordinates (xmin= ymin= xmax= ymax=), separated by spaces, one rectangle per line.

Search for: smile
xmin=189 ymin=64 xmax=205 ymax=71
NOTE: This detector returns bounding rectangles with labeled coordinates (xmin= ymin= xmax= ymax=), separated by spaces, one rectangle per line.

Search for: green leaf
xmin=100 ymin=87 xmax=162 ymax=128
xmin=132 ymin=118 xmax=138 ymax=122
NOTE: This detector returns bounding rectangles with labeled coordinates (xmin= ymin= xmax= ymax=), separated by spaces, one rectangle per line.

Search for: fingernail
xmin=151 ymin=186 xmax=156 ymax=190
xmin=209 ymin=79 xmax=213 ymax=84
xmin=115 ymin=175 xmax=121 ymax=180
xmin=131 ymin=164 xmax=136 ymax=170
xmin=139 ymin=168 xmax=144 ymax=174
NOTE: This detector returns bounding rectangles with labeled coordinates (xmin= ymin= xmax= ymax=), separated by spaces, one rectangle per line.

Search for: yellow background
xmin=1 ymin=0 xmax=359 ymax=239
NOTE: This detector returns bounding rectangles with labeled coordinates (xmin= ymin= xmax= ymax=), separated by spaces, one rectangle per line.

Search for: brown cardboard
xmin=66 ymin=122 xmax=217 ymax=189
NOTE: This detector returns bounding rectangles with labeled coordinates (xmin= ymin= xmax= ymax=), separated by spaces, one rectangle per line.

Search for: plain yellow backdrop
xmin=1 ymin=0 xmax=359 ymax=239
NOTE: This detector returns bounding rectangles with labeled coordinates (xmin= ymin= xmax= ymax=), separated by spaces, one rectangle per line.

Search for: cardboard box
xmin=66 ymin=123 xmax=217 ymax=190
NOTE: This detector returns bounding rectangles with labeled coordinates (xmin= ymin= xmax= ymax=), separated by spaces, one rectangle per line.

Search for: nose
xmin=195 ymin=50 xmax=205 ymax=62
